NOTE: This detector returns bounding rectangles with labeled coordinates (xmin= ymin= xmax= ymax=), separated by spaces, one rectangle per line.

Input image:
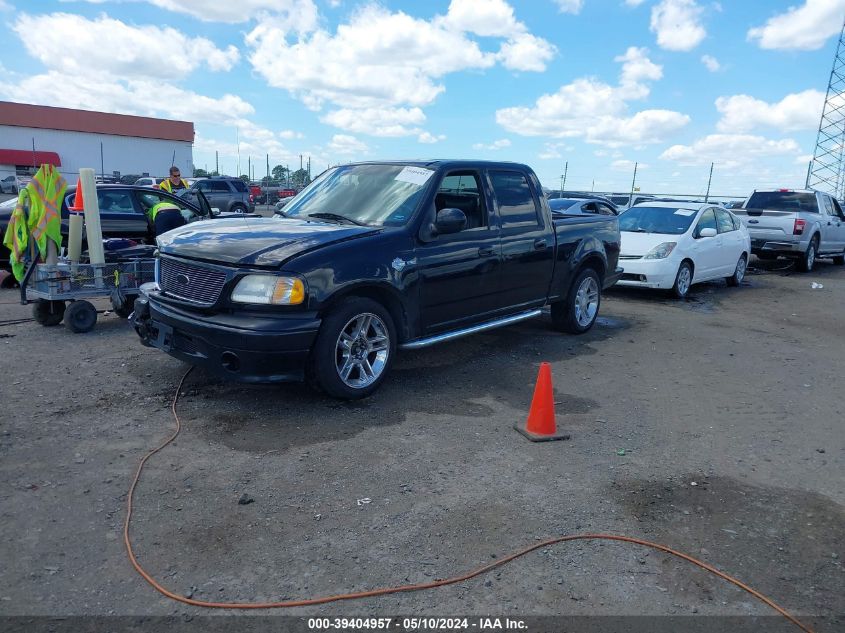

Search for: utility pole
xmin=591 ymin=179 xmax=595 ymax=192
xmin=215 ymin=151 xmax=219 ymax=175
xmin=560 ymin=161 xmax=568 ymax=193
xmin=248 ymin=156 xmax=251 ymax=180
xmin=266 ymin=154 xmax=270 ymax=182
xmin=629 ymin=162 xmax=638 ymax=200
xmin=704 ymin=162 xmax=714 ymax=202
xmin=100 ymin=142 xmax=105 ymax=178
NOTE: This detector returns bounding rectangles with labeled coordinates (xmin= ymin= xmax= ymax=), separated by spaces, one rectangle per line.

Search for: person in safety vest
xmin=147 ymin=201 xmax=186 ymax=237
xmin=158 ymin=166 xmax=188 ymax=193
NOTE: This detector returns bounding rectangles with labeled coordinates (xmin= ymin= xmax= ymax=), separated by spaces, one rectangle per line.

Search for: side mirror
xmin=433 ymin=208 xmax=467 ymax=235
xmin=699 ymin=227 xmax=717 ymax=238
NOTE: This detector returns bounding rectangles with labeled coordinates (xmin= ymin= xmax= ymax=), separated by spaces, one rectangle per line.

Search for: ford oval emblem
xmin=176 ymin=273 xmax=190 ymax=286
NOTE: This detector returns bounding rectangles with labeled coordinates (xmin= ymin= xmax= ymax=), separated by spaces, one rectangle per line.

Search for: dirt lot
xmin=0 ymin=258 xmax=842 ymax=628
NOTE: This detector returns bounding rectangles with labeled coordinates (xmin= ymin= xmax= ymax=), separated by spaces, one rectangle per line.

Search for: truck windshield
xmin=619 ymin=206 xmax=698 ymax=235
xmin=282 ymin=164 xmax=432 ymax=226
xmin=746 ymin=192 xmax=818 ymax=213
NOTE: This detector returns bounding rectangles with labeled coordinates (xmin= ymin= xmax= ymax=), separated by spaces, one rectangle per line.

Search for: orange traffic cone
xmin=514 ymin=362 xmax=571 ymax=442
xmin=69 ymin=178 xmax=84 ymax=212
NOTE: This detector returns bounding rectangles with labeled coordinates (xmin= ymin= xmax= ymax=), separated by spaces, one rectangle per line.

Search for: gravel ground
xmin=0 ymin=257 xmax=842 ymax=628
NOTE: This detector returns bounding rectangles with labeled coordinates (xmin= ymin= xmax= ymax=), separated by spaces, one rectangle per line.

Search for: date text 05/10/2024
xmin=307 ymin=618 xmax=527 ymax=631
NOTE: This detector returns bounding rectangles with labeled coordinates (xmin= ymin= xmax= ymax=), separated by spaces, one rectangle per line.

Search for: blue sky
xmin=1 ymin=0 xmax=844 ymax=196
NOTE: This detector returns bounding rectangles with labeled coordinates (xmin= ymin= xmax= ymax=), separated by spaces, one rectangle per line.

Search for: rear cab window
xmin=746 ymin=192 xmax=819 ymax=213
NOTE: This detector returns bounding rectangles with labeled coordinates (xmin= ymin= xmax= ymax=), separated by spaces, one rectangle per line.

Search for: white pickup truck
xmin=732 ymin=189 xmax=845 ymax=272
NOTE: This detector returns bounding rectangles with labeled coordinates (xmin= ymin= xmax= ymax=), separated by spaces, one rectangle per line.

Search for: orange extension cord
xmin=123 ymin=367 xmax=814 ymax=632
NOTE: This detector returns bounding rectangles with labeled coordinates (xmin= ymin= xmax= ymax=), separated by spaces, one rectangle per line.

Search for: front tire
xmin=551 ymin=267 xmax=601 ymax=334
xmin=796 ymin=237 xmax=818 ymax=272
xmin=64 ymin=300 xmax=98 ymax=333
xmin=672 ymin=261 xmax=693 ymax=299
xmin=308 ymin=297 xmax=396 ymax=399
xmin=726 ymin=254 xmax=747 ymax=287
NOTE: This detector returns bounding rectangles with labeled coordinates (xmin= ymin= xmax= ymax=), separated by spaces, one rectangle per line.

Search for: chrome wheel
xmin=676 ymin=265 xmax=691 ymax=297
xmin=735 ymin=257 xmax=746 ymax=283
xmin=335 ymin=312 xmax=390 ymax=389
xmin=574 ymin=276 xmax=599 ymax=327
xmin=806 ymin=243 xmax=815 ymax=271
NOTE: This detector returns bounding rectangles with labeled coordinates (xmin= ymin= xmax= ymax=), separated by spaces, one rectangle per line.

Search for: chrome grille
xmin=159 ymin=257 xmax=228 ymax=305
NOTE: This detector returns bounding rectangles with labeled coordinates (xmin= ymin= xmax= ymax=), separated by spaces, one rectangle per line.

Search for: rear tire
xmin=308 ymin=297 xmax=396 ymax=399
xmin=796 ymin=237 xmax=818 ymax=272
xmin=726 ymin=254 xmax=747 ymax=287
xmin=33 ymin=300 xmax=65 ymax=326
xmin=64 ymin=300 xmax=97 ymax=333
xmin=230 ymin=204 xmax=247 ymax=214
xmin=672 ymin=261 xmax=693 ymax=299
xmin=551 ymin=267 xmax=601 ymax=334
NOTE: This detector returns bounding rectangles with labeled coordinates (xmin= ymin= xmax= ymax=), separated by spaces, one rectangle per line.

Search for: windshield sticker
xmin=395 ymin=166 xmax=434 ymax=186
xmin=674 ymin=208 xmax=697 ymax=216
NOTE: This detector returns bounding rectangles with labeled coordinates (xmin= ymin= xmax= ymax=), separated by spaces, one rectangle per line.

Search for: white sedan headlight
xmin=643 ymin=242 xmax=677 ymax=259
xmin=231 ymin=275 xmax=305 ymax=305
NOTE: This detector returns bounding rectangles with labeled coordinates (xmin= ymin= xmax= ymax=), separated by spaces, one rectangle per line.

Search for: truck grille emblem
xmin=176 ymin=273 xmax=190 ymax=286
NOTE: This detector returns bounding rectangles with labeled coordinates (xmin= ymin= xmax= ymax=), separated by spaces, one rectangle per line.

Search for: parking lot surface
xmin=0 ymin=259 xmax=842 ymax=621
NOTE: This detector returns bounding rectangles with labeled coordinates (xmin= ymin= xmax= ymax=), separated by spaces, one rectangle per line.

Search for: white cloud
xmin=0 ymin=0 xmax=13 ymax=11
xmin=747 ymin=0 xmax=845 ymax=51
xmin=701 ymin=54 xmax=720 ymax=72
xmin=650 ymin=0 xmax=706 ymax=51
xmin=625 ymin=0 xmax=647 ymax=6
xmin=660 ymin=134 xmax=802 ymax=169
xmin=246 ymin=1 xmax=554 ymax=136
xmin=418 ymin=132 xmax=446 ymax=144
xmin=496 ymin=48 xmax=688 ymax=147
xmin=444 ymin=0 xmax=521 ymax=36
xmin=72 ymin=0 xmax=320 ymax=27
xmin=497 ymin=33 xmax=557 ymax=71
xmin=327 ymin=134 xmax=368 ymax=156
xmin=321 ymin=107 xmax=426 ymax=137
xmin=715 ymin=90 xmax=825 ymax=133
xmin=14 ymin=13 xmax=239 ymax=78
xmin=279 ymin=130 xmax=304 ymax=139
xmin=616 ymin=46 xmax=663 ymax=98
xmin=538 ymin=142 xmax=573 ymax=159
xmin=472 ymin=139 xmax=512 ymax=150
xmin=611 ymin=159 xmax=646 ymax=171
xmin=553 ymin=0 xmax=584 ymax=14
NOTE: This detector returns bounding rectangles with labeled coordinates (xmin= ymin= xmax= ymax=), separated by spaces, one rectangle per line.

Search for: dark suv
xmin=179 ymin=177 xmax=255 ymax=214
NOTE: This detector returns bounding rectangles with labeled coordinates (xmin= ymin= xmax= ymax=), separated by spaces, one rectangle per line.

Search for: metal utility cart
xmin=20 ymin=257 xmax=156 ymax=333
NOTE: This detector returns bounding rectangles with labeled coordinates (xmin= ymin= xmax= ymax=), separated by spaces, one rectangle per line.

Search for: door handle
xmin=534 ymin=239 xmax=547 ymax=250
xmin=478 ymin=246 xmax=494 ymax=256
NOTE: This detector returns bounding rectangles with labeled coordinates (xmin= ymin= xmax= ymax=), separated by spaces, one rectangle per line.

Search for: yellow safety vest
xmin=148 ymin=202 xmax=181 ymax=222
xmin=159 ymin=178 xmax=188 ymax=193
xmin=27 ymin=164 xmax=67 ymax=257
xmin=2 ymin=189 xmax=32 ymax=281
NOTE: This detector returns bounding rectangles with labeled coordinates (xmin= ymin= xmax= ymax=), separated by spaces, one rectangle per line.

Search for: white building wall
xmin=0 ymin=125 xmax=193 ymax=178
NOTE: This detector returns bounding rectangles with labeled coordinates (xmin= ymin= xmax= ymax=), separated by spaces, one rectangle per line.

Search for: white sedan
xmin=617 ymin=202 xmax=751 ymax=298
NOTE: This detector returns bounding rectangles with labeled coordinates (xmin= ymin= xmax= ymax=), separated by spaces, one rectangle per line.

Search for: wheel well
xmin=576 ymin=255 xmax=606 ymax=283
xmin=321 ymin=286 xmax=409 ymax=342
xmin=680 ymin=258 xmax=695 ymax=276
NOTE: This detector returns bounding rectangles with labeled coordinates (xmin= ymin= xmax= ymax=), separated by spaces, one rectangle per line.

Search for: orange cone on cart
xmin=69 ymin=178 xmax=84 ymax=212
xmin=515 ymin=362 xmax=571 ymax=442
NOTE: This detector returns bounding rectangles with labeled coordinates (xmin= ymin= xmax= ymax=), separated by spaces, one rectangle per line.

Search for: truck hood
xmin=620 ymin=231 xmax=683 ymax=257
xmin=157 ymin=217 xmax=380 ymax=266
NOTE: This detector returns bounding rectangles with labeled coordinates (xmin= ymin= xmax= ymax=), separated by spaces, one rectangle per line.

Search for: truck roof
xmin=344 ymin=159 xmax=533 ymax=170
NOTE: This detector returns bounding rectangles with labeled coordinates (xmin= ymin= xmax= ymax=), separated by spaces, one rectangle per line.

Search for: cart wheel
xmin=64 ymin=300 xmax=98 ymax=333
xmin=111 ymin=294 xmax=136 ymax=319
xmin=32 ymin=300 xmax=66 ymax=327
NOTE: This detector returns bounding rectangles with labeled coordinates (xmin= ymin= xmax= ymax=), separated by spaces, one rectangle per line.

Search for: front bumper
xmin=132 ymin=291 xmax=320 ymax=383
xmin=615 ymin=257 xmax=678 ymax=290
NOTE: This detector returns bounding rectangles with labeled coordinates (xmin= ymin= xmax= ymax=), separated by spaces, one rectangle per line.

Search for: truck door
xmin=488 ymin=169 xmax=555 ymax=309
xmin=819 ymin=194 xmax=844 ymax=253
xmin=415 ymin=170 xmax=503 ymax=333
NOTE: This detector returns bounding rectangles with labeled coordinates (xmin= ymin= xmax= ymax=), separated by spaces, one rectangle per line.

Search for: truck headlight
xmin=231 ymin=275 xmax=305 ymax=305
xmin=643 ymin=242 xmax=677 ymax=259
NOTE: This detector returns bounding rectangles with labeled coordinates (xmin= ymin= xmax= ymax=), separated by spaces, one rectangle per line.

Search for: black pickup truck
xmin=132 ymin=160 xmax=622 ymax=398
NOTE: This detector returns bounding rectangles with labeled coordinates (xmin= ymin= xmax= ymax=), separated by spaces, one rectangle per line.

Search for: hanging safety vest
xmin=159 ymin=177 xmax=188 ymax=193
xmin=27 ymin=164 xmax=67 ymax=257
xmin=2 ymin=189 xmax=32 ymax=281
xmin=148 ymin=202 xmax=181 ymax=222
